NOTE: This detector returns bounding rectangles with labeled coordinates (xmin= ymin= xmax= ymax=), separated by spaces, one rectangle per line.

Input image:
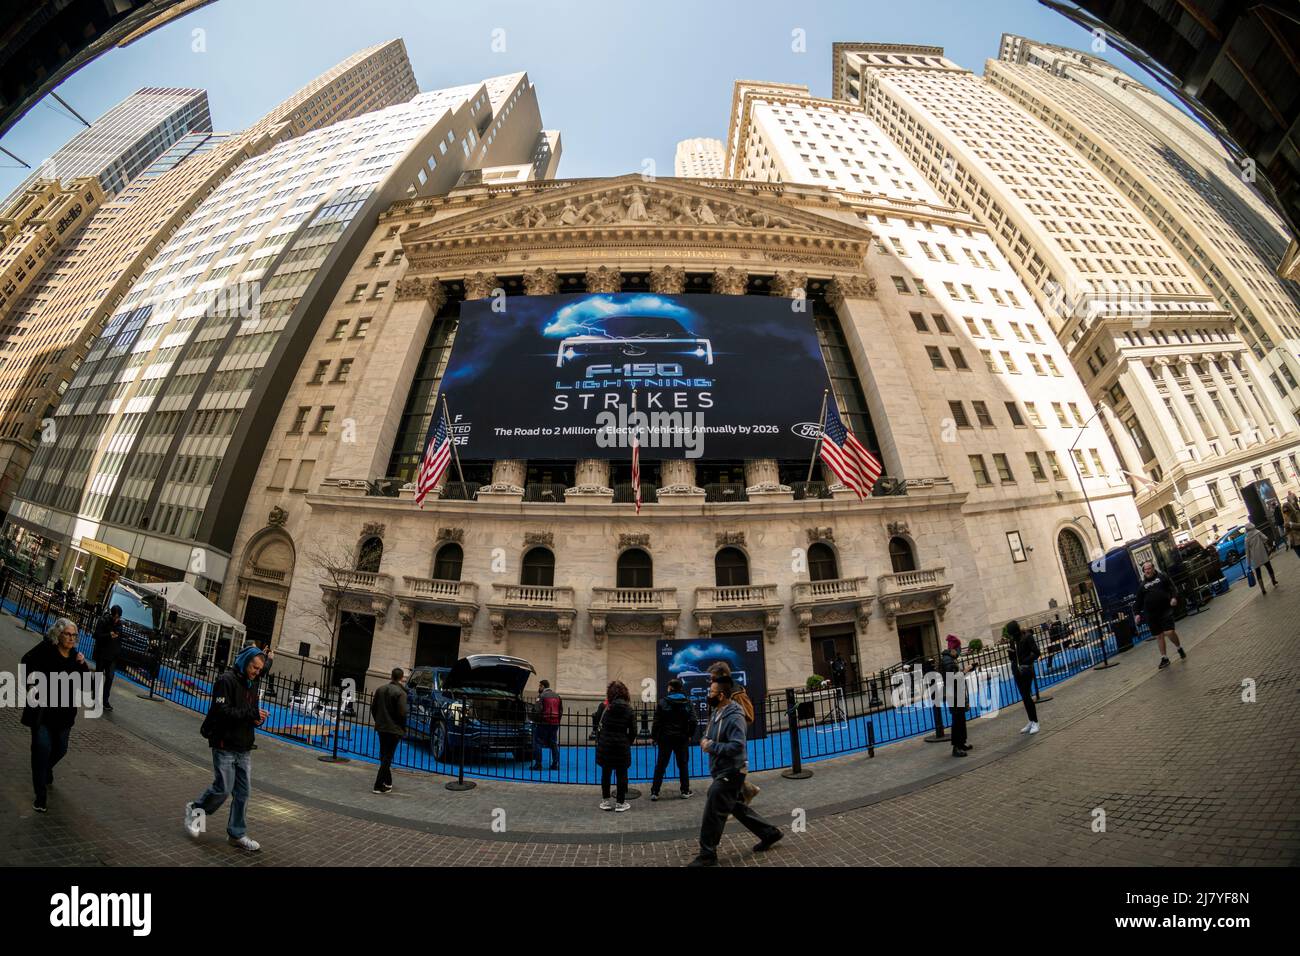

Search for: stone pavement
xmin=1 ymin=570 xmax=1296 ymax=866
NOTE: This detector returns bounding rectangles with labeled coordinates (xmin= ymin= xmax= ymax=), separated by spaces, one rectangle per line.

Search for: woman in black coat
xmin=1005 ymin=619 xmax=1040 ymax=734
xmin=595 ymin=680 xmax=637 ymax=812
xmin=22 ymin=617 xmax=94 ymax=812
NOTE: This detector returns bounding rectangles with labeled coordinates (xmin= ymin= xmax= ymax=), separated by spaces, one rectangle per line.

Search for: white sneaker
xmin=1020 ymin=723 xmax=1033 ymax=734
xmin=227 ymin=835 xmax=261 ymax=852
xmin=1028 ymin=722 xmax=1040 ymax=735
xmin=614 ymin=802 xmax=631 ymax=812
xmin=184 ymin=802 xmax=202 ymax=839
xmin=599 ymin=799 xmax=613 ymax=811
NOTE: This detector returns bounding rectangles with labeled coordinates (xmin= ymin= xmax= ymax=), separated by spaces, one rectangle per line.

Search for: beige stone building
xmin=834 ymin=42 xmax=1300 ymax=540
xmin=222 ymin=166 xmax=1142 ymax=698
xmin=674 ymin=138 xmax=726 ymax=178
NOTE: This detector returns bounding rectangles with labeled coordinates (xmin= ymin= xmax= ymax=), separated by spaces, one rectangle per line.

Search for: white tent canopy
xmin=138 ymin=580 xmax=245 ymax=665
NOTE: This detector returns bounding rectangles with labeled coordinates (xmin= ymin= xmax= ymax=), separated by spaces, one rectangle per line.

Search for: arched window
xmin=356 ymin=536 xmax=383 ymax=573
xmin=808 ymin=542 xmax=838 ymax=581
xmin=432 ymin=543 xmax=463 ymax=581
xmin=715 ymin=547 xmax=750 ymax=587
xmin=1057 ymin=528 xmax=1096 ymax=607
xmin=520 ymin=547 xmax=555 ymax=587
xmin=888 ymin=536 xmax=916 ymax=574
xmin=616 ymin=548 xmax=653 ymax=589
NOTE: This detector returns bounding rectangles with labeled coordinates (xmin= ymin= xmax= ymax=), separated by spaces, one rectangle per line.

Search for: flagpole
xmin=442 ymin=394 xmax=467 ymax=489
xmin=631 ymin=387 xmax=639 ymax=513
xmin=806 ymin=389 xmax=829 ymax=484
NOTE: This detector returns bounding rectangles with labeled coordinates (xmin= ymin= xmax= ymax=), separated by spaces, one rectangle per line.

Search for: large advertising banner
xmin=655 ymin=636 xmax=767 ymax=739
xmin=439 ymin=293 xmax=828 ymax=460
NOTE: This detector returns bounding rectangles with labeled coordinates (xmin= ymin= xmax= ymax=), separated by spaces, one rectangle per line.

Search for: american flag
xmin=414 ymin=404 xmax=452 ymax=508
xmin=631 ymin=431 xmax=641 ymax=514
xmin=819 ymin=393 xmax=882 ymax=499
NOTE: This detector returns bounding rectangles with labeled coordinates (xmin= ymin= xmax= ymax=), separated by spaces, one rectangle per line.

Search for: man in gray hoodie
xmin=688 ymin=674 xmax=783 ymax=866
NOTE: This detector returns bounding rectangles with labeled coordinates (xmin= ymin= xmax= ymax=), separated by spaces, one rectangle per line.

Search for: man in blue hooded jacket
xmin=185 ymin=645 xmax=268 ymax=851
xmin=688 ymin=674 xmax=783 ymax=866
xmin=650 ymin=677 xmax=698 ymax=800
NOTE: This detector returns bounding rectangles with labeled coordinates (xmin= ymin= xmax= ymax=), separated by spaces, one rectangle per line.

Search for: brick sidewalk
xmin=1 ymin=574 xmax=1295 ymax=866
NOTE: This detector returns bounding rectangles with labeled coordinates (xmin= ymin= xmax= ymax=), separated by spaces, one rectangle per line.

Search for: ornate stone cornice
xmin=522 ymin=267 xmax=559 ymax=295
xmin=585 ymin=265 xmax=622 ymax=294
xmin=806 ymin=526 xmax=834 ymax=543
xmin=399 ymin=175 xmax=874 ymax=274
xmin=463 ymin=272 xmax=500 ymax=300
xmin=436 ymin=527 xmax=464 ymax=544
xmin=712 ymin=266 xmax=747 ymax=295
xmin=394 ymin=277 xmax=447 ymax=312
xmin=648 ymin=265 xmax=686 ymax=294
xmin=618 ymin=533 xmax=650 ymax=549
xmin=524 ymin=531 xmax=554 ymax=548
xmin=825 ymin=275 xmax=877 ymax=310
xmin=716 ymin=531 xmax=746 ymax=547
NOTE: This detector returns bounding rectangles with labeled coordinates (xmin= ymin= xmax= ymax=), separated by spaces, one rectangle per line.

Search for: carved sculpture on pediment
xmin=625 ymin=186 xmax=648 ymax=222
xmin=696 ymin=199 xmax=718 ymax=225
xmin=558 ymin=199 xmax=579 ymax=225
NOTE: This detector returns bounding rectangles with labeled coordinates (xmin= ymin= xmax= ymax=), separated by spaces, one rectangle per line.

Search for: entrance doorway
xmin=334 ymin=614 xmax=375 ymax=692
xmin=414 ymin=622 xmax=461 ymax=669
xmin=242 ymin=596 xmax=278 ymax=648
xmin=896 ymin=612 xmax=939 ymax=664
xmin=810 ymin=626 xmax=859 ymax=686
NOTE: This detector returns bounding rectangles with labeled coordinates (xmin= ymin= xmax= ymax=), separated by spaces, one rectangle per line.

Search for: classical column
xmin=1158 ymin=358 xmax=1212 ymax=459
xmin=1224 ymin=354 xmax=1270 ymax=443
xmin=711 ymin=267 xmax=747 ymax=296
xmin=1180 ymin=355 xmax=1230 ymax=451
xmin=569 ymin=266 xmax=623 ymax=498
xmin=463 ymin=272 xmax=524 ymax=496
xmin=1240 ymin=348 xmax=1295 ymax=436
xmin=650 ymin=266 xmax=700 ymax=495
xmin=522 ymin=268 xmax=559 ymax=296
xmin=739 ymin=271 xmax=804 ymax=496
xmin=462 ymin=271 xmax=500 ymax=301
xmin=1205 ymin=356 xmax=1244 ymax=435
xmin=1097 ymin=400 xmax=1144 ymax=478
xmin=585 ymin=266 xmax=622 ymax=293
xmin=1118 ymin=360 xmax=1181 ymax=467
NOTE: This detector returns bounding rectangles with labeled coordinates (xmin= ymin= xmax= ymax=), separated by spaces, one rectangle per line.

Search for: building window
xmin=714 ymin=547 xmax=750 ymax=587
xmin=312 ymin=406 xmax=334 ymax=435
xmin=910 ymin=312 xmax=928 ymax=332
xmin=1006 ymin=531 xmax=1027 ymax=563
xmin=926 ymin=345 xmax=946 ymax=369
xmin=309 ymin=361 xmax=329 ymax=385
xmin=993 ymin=453 xmax=1015 ymax=483
xmin=969 ymin=454 xmax=992 ymax=486
xmin=971 ymin=400 xmax=994 ymax=428
xmin=521 ymin=547 xmax=555 ymax=587
xmin=289 ymin=407 xmax=310 ymax=434
xmin=1026 ymin=452 xmax=1046 ymax=481
xmin=948 ymin=348 xmax=969 ymax=370
xmin=948 ymin=400 xmax=971 ymax=428
xmin=888 ymin=537 xmax=916 ymax=573
xmin=353 ymin=317 xmax=371 ymax=339
xmin=807 ymin=542 xmax=838 ymax=582
xmin=1004 ymin=402 xmax=1025 ymax=427
xmin=931 ymin=313 xmax=951 ymax=334
xmin=891 ymin=275 xmax=910 ymax=294
xmin=433 ymin=543 xmax=463 ymax=581
xmin=616 ymin=548 xmax=653 ymax=588
xmin=330 ymin=320 xmax=349 ymax=340
xmin=333 ymin=358 xmax=353 ymax=383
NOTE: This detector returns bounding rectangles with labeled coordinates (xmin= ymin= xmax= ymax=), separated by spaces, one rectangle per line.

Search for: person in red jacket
xmin=530 ymin=680 xmax=563 ymax=771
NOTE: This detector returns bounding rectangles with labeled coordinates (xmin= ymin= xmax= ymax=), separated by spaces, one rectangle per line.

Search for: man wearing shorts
xmin=1134 ymin=560 xmax=1186 ymax=670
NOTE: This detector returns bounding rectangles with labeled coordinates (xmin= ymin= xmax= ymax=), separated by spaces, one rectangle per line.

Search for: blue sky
xmin=0 ymin=0 xmax=1172 ymax=194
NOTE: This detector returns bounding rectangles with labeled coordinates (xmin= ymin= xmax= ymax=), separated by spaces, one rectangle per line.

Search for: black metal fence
xmin=0 ymin=565 xmax=1167 ymax=787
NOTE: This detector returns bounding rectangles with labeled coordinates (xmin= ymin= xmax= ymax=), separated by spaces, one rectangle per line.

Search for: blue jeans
xmin=532 ymin=724 xmax=559 ymax=767
xmin=193 ymin=749 xmax=252 ymax=838
xmin=31 ymin=723 xmax=71 ymax=803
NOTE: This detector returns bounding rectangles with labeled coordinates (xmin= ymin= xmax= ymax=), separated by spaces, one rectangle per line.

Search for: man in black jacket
xmin=370 ymin=668 xmax=408 ymax=794
xmin=650 ymin=678 xmax=698 ymax=800
xmin=1134 ymin=560 xmax=1185 ymax=670
xmin=1005 ymin=620 xmax=1040 ymax=734
xmin=185 ymin=646 xmax=268 ymax=851
xmin=92 ymin=606 xmax=122 ymax=712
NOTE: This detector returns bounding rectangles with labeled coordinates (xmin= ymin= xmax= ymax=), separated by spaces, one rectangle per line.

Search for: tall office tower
xmin=725 ymin=80 xmax=1140 ymax=611
xmin=0 ymin=41 xmax=416 ymax=524
xmin=990 ymin=36 xmax=1300 ymax=416
xmin=1 ymin=88 xmax=212 ymax=208
xmin=675 ymin=137 xmax=726 ymax=178
xmin=833 ymin=42 xmax=1300 ymax=539
xmin=6 ymin=69 xmax=558 ymax=602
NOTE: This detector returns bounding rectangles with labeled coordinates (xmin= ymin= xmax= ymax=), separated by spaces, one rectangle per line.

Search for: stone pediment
xmin=401 ymin=174 xmax=874 ymax=272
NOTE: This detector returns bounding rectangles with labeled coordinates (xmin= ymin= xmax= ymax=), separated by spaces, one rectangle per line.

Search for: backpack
xmin=733 ymin=687 xmax=755 ymax=726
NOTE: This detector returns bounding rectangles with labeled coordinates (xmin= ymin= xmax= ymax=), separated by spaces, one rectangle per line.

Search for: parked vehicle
xmin=1215 ymin=526 xmax=1248 ymax=566
xmin=405 ymin=655 xmax=536 ymax=762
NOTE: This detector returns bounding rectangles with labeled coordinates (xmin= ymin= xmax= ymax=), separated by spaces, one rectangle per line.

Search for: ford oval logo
xmin=792 ymin=422 xmax=823 ymax=440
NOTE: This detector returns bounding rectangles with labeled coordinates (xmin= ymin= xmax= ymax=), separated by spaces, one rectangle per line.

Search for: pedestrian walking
xmin=595 ymin=680 xmax=637 ymax=812
xmin=1005 ymin=620 xmax=1040 ymax=733
xmin=688 ymin=673 xmax=783 ymax=867
xmin=22 ymin=618 xmax=94 ymax=813
xmin=185 ymin=645 xmax=269 ymax=851
xmin=1244 ymin=522 xmax=1278 ymax=594
xmin=92 ymin=605 xmax=122 ymax=712
xmin=1271 ymin=501 xmax=1287 ymax=550
xmin=707 ymin=661 xmax=760 ymax=804
xmin=530 ymin=679 xmax=562 ymax=771
xmin=940 ymin=635 xmax=972 ymax=757
xmin=650 ymin=678 xmax=697 ymax=800
xmin=1283 ymin=493 xmax=1300 ymax=561
xmin=1134 ymin=560 xmax=1187 ymax=668
xmin=370 ymin=667 xmax=408 ymax=794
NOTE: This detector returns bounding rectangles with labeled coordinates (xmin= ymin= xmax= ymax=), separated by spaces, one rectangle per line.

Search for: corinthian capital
xmin=523 ymin=267 xmax=560 ymax=296
xmin=463 ymin=272 xmax=501 ymax=300
xmin=648 ymin=265 xmax=686 ymax=294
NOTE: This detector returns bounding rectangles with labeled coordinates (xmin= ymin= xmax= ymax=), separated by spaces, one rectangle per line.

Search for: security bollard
xmin=780 ymin=687 xmax=812 ymax=780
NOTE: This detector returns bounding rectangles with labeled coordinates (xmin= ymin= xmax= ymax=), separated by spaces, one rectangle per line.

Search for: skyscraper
xmin=0 ymin=41 xmax=416 ymax=524
xmin=674 ymin=137 xmax=726 ymax=178
xmin=990 ymin=35 xmax=1300 ymax=415
xmin=1 ymin=88 xmax=212 ymax=209
xmin=833 ymin=41 xmax=1300 ymax=538
xmin=5 ymin=66 xmax=558 ymax=602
